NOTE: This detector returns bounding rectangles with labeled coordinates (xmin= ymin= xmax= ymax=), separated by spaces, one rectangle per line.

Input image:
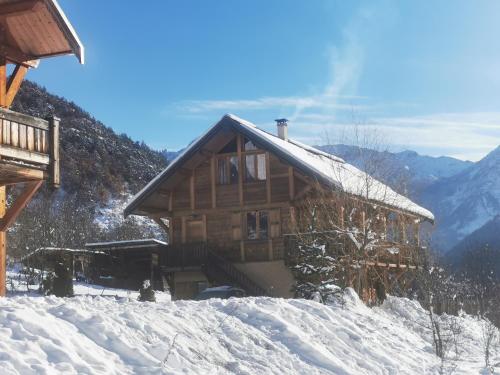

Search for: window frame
xmin=244 ymin=153 xmax=267 ymax=182
xmin=246 ymin=210 xmax=269 ymax=240
xmin=217 ymin=155 xmax=239 ymax=185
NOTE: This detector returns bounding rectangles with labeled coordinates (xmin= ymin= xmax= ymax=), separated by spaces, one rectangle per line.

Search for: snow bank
xmin=0 ymin=291 xmax=493 ymax=374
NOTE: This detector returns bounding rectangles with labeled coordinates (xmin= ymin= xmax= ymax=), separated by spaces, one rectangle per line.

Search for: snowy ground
xmin=0 ymin=281 xmax=496 ymax=375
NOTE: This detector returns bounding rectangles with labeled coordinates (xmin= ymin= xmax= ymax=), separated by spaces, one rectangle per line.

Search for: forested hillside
xmin=7 ymin=81 xmax=169 ymax=257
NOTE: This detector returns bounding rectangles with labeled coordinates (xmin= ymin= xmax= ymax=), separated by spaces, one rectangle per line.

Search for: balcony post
xmin=48 ymin=116 xmax=60 ymax=188
xmin=0 ymin=186 xmax=5 ymax=296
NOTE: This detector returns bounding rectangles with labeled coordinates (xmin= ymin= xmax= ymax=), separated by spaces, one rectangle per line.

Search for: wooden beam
xmin=0 ymin=0 xmax=40 ymax=17
xmin=190 ymin=169 xmax=195 ymax=210
xmin=240 ymin=240 xmax=245 ymax=262
xmin=0 ymin=44 xmax=38 ymax=68
xmin=210 ymin=155 xmax=216 ymax=208
xmin=48 ymin=116 xmax=60 ymax=187
xmin=0 ymin=145 xmax=50 ymax=165
xmin=0 ymin=186 xmax=5 ymax=296
xmin=181 ymin=216 xmax=186 ymax=244
xmin=0 ymin=180 xmax=42 ymax=231
xmin=288 ymin=166 xmax=294 ymax=201
xmin=152 ymin=216 xmax=169 ymax=233
xmin=6 ymin=64 xmax=27 ymax=107
xmin=265 ymin=152 xmax=271 ymax=203
xmin=202 ymin=214 xmax=207 ymax=241
xmin=168 ymin=191 xmax=173 ymax=212
xmin=0 ymin=161 xmax=45 ymax=185
xmin=148 ymin=201 xmax=293 ymax=218
xmin=237 ymin=134 xmax=243 ymax=206
xmin=0 ymin=57 xmax=6 ymax=107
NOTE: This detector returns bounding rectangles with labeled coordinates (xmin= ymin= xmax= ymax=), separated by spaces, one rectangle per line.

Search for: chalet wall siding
xmin=195 ymin=161 xmax=212 ymax=209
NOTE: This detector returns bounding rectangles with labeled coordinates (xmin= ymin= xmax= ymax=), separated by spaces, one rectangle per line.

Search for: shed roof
xmin=0 ymin=0 xmax=84 ymax=65
xmin=125 ymin=114 xmax=434 ymax=222
xmin=85 ymin=239 xmax=168 ymax=252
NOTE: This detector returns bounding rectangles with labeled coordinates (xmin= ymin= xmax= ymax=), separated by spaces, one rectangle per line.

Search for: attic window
xmin=243 ymin=137 xmax=257 ymax=151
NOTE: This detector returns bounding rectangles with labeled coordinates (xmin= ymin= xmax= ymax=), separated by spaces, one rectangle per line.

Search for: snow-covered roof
xmin=21 ymin=247 xmax=98 ymax=261
xmin=85 ymin=239 xmax=167 ymax=251
xmin=125 ymin=114 xmax=434 ymax=222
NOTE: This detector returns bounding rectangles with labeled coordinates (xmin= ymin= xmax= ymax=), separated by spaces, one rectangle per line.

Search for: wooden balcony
xmin=0 ymin=108 xmax=59 ymax=186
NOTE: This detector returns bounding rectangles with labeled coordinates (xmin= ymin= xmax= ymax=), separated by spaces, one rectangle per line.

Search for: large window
xmin=246 ymin=211 xmax=268 ymax=240
xmin=245 ymin=153 xmax=266 ymax=182
xmin=218 ymin=156 xmax=239 ymax=185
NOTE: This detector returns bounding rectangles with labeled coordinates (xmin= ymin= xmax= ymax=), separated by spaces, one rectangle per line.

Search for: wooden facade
xmin=0 ymin=0 xmax=83 ymax=296
xmin=126 ymin=115 xmax=434 ymax=300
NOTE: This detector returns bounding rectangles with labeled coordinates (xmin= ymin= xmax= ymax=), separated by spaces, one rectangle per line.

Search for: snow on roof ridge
xmin=85 ymin=239 xmax=167 ymax=247
xmin=227 ymin=113 xmax=345 ymax=163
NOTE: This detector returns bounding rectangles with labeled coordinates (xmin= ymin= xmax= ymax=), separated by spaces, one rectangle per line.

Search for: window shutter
xmin=231 ymin=212 xmax=242 ymax=240
xmin=270 ymin=209 xmax=281 ymax=238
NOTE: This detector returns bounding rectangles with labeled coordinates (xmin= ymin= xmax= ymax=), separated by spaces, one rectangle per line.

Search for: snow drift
xmin=0 ymin=289 xmax=492 ymax=374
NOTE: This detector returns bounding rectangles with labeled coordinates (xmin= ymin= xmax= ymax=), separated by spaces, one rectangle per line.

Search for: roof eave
xmin=46 ymin=0 xmax=85 ymax=64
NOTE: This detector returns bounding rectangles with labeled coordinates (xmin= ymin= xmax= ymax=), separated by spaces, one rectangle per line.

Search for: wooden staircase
xmin=204 ymin=250 xmax=267 ymax=296
xmin=159 ymin=243 xmax=267 ymax=297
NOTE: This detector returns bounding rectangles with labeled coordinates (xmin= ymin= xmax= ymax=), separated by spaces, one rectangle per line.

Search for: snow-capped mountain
xmin=421 ymin=146 xmax=500 ymax=251
xmin=448 ymin=215 xmax=500 ymax=257
xmin=318 ymin=145 xmax=472 ymax=196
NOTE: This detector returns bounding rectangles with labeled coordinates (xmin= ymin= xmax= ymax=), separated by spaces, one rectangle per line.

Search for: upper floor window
xmin=245 ymin=153 xmax=266 ymax=182
xmin=218 ymin=156 xmax=239 ymax=184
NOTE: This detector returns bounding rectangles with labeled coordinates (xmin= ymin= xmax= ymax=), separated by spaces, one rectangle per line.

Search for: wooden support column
xmin=48 ymin=116 xmax=60 ymax=187
xmin=190 ymin=169 xmax=195 ymax=210
xmin=210 ymin=155 xmax=216 ymax=208
xmin=0 ymin=180 xmax=42 ymax=231
xmin=6 ymin=64 xmax=27 ymax=107
xmin=0 ymin=186 xmax=5 ymax=296
xmin=288 ymin=166 xmax=294 ymax=201
xmin=237 ymin=134 xmax=243 ymax=206
xmin=266 ymin=152 xmax=271 ymax=203
xmin=202 ymin=214 xmax=207 ymax=242
xmin=181 ymin=216 xmax=187 ymax=244
xmin=240 ymin=240 xmax=245 ymax=262
xmin=0 ymin=57 xmax=6 ymax=108
xmin=168 ymin=191 xmax=173 ymax=212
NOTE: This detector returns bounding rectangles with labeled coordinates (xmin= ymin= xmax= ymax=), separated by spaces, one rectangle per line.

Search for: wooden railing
xmin=160 ymin=242 xmax=209 ymax=270
xmin=0 ymin=108 xmax=59 ymax=185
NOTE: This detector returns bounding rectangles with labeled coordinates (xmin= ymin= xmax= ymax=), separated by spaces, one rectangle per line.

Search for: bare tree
xmin=288 ymin=125 xmax=426 ymax=304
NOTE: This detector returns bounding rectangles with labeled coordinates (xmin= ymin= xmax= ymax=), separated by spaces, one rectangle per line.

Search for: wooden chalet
xmin=125 ymin=114 xmax=434 ymax=300
xmin=0 ymin=0 xmax=84 ymax=296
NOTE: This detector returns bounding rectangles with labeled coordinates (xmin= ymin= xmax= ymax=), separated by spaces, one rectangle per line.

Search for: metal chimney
xmin=275 ymin=118 xmax=288 ymax=141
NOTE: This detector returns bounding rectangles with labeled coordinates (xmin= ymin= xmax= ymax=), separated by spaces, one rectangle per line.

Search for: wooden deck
xmin=0 ymin=107 xmax=59 ymax=186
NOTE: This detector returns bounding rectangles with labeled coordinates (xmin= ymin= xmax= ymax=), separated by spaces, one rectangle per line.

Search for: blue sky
xmin=28 ymin=1 xmax=500 ymax=161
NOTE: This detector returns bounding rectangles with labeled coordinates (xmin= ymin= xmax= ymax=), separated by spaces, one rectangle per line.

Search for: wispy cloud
xmin=162 ymin=2 xmax=500 ymax=162
xmin=172 ymin=95 xmax=369 ymax=114
xmin=287 ymin=112 xmax=500 ymax=161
